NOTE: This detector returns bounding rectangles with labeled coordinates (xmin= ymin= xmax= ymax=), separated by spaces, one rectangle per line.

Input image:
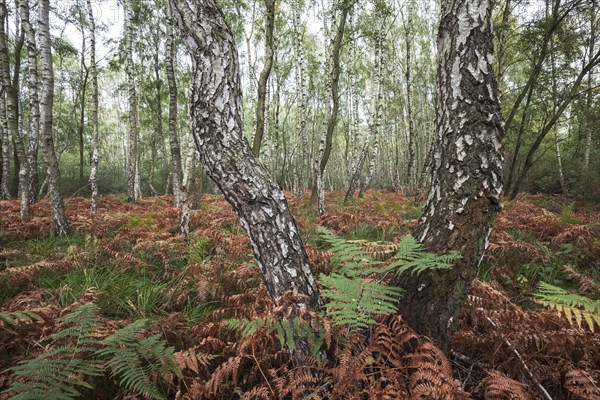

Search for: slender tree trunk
xmin=404 ymin=1 xmax=416 ymax=190
xmin=509 ymin=46 xmax=600 ymax=199
xmin=310 ymin=0 xmax=354 ymax=205
xmin=396 ymin=0 xmax=504 ymax=354
xmin=179 ymin=135 xmax=197 ymax=236
xmin=0 ymin=86 xmax=10 ymax=199
xmin=77 ymin=30 xmax=88 ymax=187
xmin=0 ymin=0 xmax=28 ymax=220
xmin=583 ymin=9 xmax=595 ymax=171
xmin=169 ymin=0 xmax=320 ymax=363
xmin=293 ymin=2 xmax=309 ymax=194
xmin=165 ymin=3 xmax=182 ymax=208
xmin=88 ymin=0 xmax=99 ymax=212
xmin=252 ymin=0 xmax=276 ymax=157
xmin=125 ymin=0 xmax=139 ymax=203
xmin=20 ymin=0 xmax=40 ymax=205
xmin=358 ymin=3 xmax=384 ymax=198
xmin=39 ymin=0 xmax=69 ymax=236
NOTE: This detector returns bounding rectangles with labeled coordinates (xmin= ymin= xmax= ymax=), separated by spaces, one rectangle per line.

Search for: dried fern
xmin=535 ymin=281 xmax=600 ymax=331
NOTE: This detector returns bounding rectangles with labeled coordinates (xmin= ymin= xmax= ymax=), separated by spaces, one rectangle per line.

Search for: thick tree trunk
xmin=396 ymin=0 xmax=504 ymax=354
xmin=251 ymin=0 xmax=276 ymax=157
xmin=169 ymin=0 xmax=320 ymax=362
xmin=88 ymin=0 xmax=100 ymax=213
xmin=0 ymin=0 xmax=28 ymax=219
xmin=39 ymin=0 xmax=69 ymax=236
xmin=20 ymin=0 xmax=40 ymax=205
xmin=125 ymin=0 xmax=139 ymax=203
xmin=165 ymin=4 xmax=182 ymax=208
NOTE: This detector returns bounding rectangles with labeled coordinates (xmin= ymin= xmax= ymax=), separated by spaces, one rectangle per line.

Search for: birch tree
xmin=87 ymin=0 xmax=100 ymax=212
xmin=397 ymin=0 xmax=504 ymax=352
xmin=169 ymin=0 xmax=320 ymax=362
xmin=39 ymin=0 xmax=69 ymax=236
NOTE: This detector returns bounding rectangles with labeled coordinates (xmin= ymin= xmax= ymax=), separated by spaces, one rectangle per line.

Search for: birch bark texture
xmin=0 ymin=0 xmax=28 ymax=219
xmin=125 ymin=0 xmax=140 ymax=203
xmin=396 ymin=0 xmax=504 ymax=353
xmin=87 ymin=0 xmax=100 ymax=212
xmin=19 ymin=0 xmax=40 ymax=205
xmin=39 ymin=0 xmax=69 ymax=236
xmin=168 ymin=0 xmax=320 ymax=358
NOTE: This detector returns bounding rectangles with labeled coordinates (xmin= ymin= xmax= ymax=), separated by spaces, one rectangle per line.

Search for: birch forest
xmin=1 ymin=0 xmax=600 ymax=399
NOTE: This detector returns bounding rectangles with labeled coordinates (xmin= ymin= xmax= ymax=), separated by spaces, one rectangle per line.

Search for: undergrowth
xmin=0 ymin=192 xmax=599 ymax=399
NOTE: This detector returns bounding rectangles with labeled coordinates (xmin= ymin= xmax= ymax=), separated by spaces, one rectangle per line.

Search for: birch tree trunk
xmin=169 ymin=0 xmax=320 ymax=362
xmin=358 ymin=3 xmax=384 ymax=199
xmin=396 ymin=0 xmax=504 ymax=353
xmin=0 ymin=0 xmax=28 ymax=220
xmin=179 ymin=134 xmax=197 ymax=236
xmin=125 ymin=0 xmax=139 ymax=203
xmin=20 ymin=0 xmax=40 ymax=205
xmin=293 ymin=2 xmax=309 ymax=194
xmin=310 ymin=0 xmax=353 ymax=206
xmin=251 ymin=0 xmax=276 ymax=157
xmin=165 ymin=3 xmax=182 ymax=208
xmin=1 ymin=86 xmax=10 ymax=199
xmin=87 ymin=0 xmax=100 ymax=212
xmin=39 ymin=0 xmax=69 ymax=236
xmin=404 ymin=1 xmax=416 ymax=190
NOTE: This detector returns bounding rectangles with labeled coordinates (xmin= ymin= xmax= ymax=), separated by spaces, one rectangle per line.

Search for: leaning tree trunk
xmin=251 ymin=0 xmax=276 ymax=157
xmin=38 ymin=0 xmax=69 ymax=236
xmin=396 ymin=0 xmax=504 ymax=354
xmin=165 ymin=4 xmax=183 ymax=208
xmin=169 ymin=0 xmax=320 ymax=363
xmin=0 ymin=0 xmax=28 ymax=220
xmin=20 ymin=0 xmax=40 ymax=205
xmin=310 ymin=0 xmax=353 ymax=206
xmin=124 ymin=0 xmax=139 ymax=203
xmin=87 ymin=0 xmax=100 ymax=212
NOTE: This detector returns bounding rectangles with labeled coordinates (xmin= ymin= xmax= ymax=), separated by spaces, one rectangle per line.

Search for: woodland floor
xmin=1 ymin=191 xmax=599 ymax=399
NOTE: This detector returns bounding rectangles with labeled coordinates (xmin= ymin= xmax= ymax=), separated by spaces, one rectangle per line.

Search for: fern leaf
xmin=535 ymin=282 xmax=600 ymax=331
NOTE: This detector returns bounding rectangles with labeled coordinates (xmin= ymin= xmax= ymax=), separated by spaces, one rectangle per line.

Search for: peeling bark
xmin=20 ymin=0 xmax=40 ymax=205
xmin=396 ymin=0 xmax=504 ymax=353
xmin=39 ymin=0 xmax=69 ymax=236
xmin=169 ymin=0 xmax=320 ymax=362
xmin=0 ymin=85 xmax=10 ymax=199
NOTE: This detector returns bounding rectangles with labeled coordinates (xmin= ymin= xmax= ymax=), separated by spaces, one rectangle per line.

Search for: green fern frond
xmin=0 ymin=310 xmax=41 ymax=326
xmin=5 ymin=304 xmax=102 ymax=400
xmin=97 ymin=319 xmax=181 ymax=400
xmin=535 ymin=282 xmax=600 ymax=331
xmin=387 ymin=235 xmax=459 ymax=276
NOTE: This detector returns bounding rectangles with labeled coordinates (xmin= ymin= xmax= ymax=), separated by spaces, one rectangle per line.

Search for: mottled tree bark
xmin=1 ymin=87 xmax=10 ymax=199
xmin=125 ymin=0 xmax=139 ymax=203
xmin=404 ymin=1 xmax=416 ymax=190
xmin=169 ymin=0 xmax=320 ymax=362
xmin=165 ymin=3 xmax=182 ymax=208
xmin=583 ymin=9 xmax=595 ymax=171
xmin=251 ymin=0 xmax=276 ymax=157
xmin=87 ymin=0 xmax=100 ymax=212
xmin=39 ymin=0 xmax=69 ymax=236
xmin=293 ymin=2 xmax=309 ymax=193
xmin=179 ymin=134 xmax=197 ymax=236
xmin=20 ymin=0 xmax=40 ymax=205
xmin=396 ymin=0 xmax=504 ymax=353
xmin=0 ymin=0 xmax=28 ymax=219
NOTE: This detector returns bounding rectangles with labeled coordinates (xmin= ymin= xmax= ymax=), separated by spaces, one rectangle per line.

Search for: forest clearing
xmin=1 ymin=191 xmax=599 ymax=399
